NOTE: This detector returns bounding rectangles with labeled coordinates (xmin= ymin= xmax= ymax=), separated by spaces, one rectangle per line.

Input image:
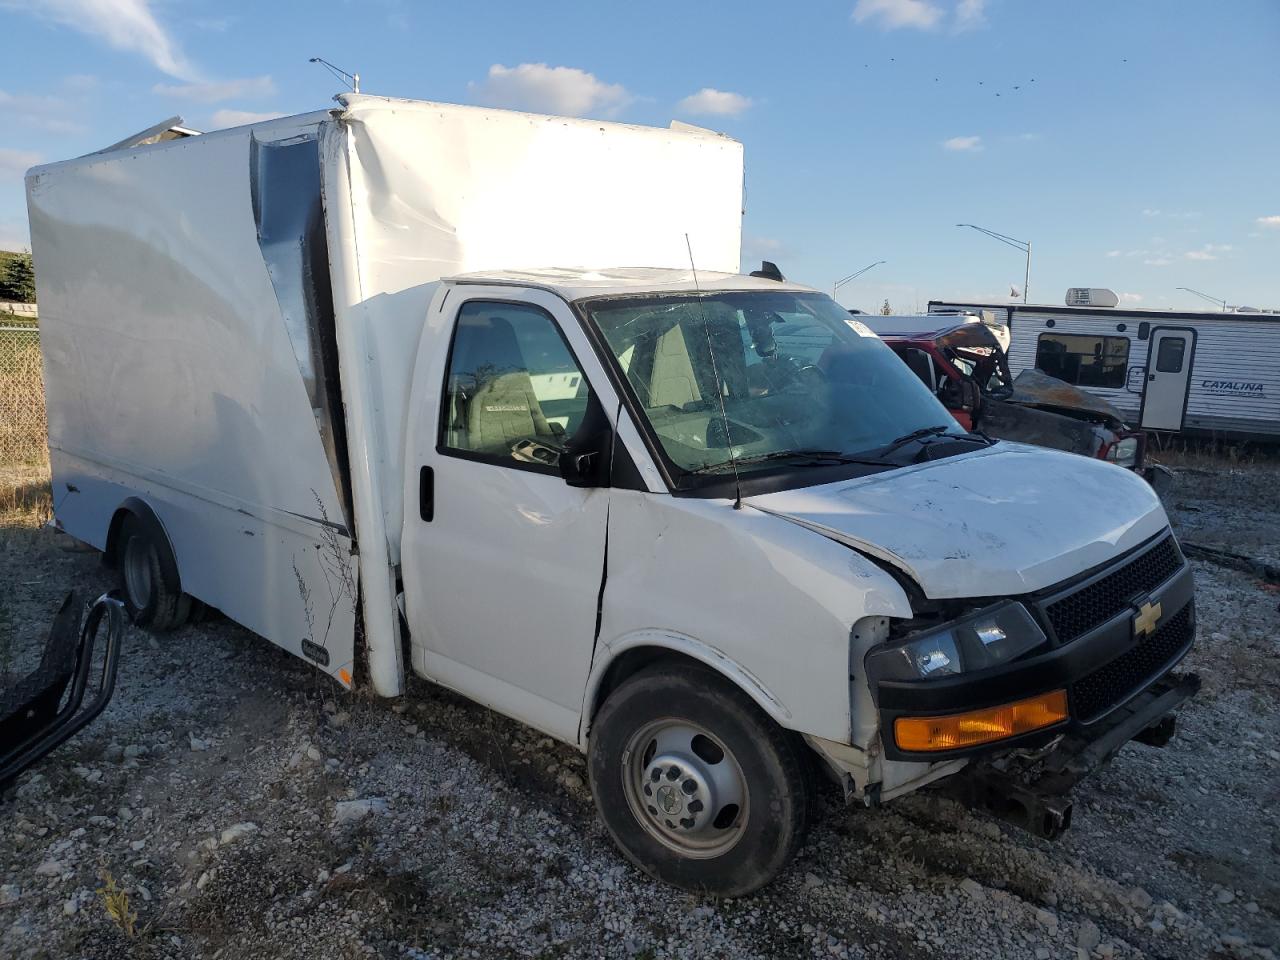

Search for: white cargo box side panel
xmin=26 ymin=115 xmax=360 ymax=685
xmin=319 ymin=97 xmax=745 ymax=697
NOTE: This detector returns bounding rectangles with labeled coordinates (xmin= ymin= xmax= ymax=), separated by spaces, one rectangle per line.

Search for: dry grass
xmin=0 ymin=464 xmax=51 ymax=686
xmin=1149 ymin=433 xmax=1280 ymax=469
xmin=0 ymin=463 xmax=52 ymax=531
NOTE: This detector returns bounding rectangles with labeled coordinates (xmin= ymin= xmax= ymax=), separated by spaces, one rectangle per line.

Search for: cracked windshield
xmin=588 ymin=291 xmax=961 ymax=474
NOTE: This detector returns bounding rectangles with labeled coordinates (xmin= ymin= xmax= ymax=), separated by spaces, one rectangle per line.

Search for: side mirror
xmin=559 ymin=427 xmax=612 ymax=488
xmin=559 ymin=396 xmax=613 ymax=488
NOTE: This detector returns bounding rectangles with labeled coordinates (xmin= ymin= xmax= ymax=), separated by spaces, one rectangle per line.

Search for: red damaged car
xmin=858 ymin=313 xmax=1148 ymax=473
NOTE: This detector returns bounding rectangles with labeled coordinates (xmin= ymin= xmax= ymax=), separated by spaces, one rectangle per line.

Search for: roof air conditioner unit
xmin=1066 ymin=287 xmax=1120 ymax=308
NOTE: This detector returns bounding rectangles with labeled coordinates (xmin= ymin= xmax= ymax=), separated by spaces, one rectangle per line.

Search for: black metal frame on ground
xmin=0 ymin=593 xmax=124 ymax=790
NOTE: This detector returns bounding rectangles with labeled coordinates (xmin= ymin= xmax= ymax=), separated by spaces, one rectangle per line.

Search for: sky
xmin=0 ymin=0 xmax=1277 ymax=313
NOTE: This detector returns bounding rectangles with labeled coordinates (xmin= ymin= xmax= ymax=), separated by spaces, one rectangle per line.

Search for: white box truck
xmin=26 ymin=95 xmax=1198 ymax=895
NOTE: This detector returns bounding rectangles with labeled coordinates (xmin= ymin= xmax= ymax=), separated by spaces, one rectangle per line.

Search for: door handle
xmin=1149 ymin=374 xmax=1156 ymax=382
xmin=419 ymin=466 xmax=434 ymax=522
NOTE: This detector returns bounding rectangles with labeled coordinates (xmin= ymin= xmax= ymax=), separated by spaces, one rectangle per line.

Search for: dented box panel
xmin=26 ymin=113 xmax=360 ymax=686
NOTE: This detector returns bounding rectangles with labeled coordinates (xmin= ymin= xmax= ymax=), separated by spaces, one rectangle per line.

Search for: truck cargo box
xmin=26 ymin=95 xmax=744 ymax=694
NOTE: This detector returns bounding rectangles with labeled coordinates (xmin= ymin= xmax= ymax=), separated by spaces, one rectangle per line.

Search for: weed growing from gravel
xmin=96 ymin=866 xmax=138 ymax=939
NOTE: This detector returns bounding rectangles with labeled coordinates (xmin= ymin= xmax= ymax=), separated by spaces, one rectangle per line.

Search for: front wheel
xmin=588 ymin=662 xmax=811 ymax=896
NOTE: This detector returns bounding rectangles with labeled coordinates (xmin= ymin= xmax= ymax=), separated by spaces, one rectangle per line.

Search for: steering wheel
xmin=793 ymin=363 xmax=828 ymax=389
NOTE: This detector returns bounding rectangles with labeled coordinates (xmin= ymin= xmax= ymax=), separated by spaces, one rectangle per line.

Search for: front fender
xmin=579 ymin=629 xmax=793 ymax=747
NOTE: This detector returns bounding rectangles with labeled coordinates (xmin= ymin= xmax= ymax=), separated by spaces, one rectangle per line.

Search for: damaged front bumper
xmin=813 ymin=532 xmax=1199 ymax=837
xmin=869 ymin=541 xmax=1195 ymax=764
xmin=937 ymin=670 xmax=1200 ymax=838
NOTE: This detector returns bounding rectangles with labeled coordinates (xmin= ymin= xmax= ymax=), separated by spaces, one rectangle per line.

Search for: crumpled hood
xmin=1008 ymin=369 xmax=1127 ymax=424
xmin=746 ymin=443 xmax=1169 ymax=599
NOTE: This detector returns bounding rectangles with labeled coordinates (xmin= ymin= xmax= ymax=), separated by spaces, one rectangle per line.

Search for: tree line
xmin=0 ymin=252 xmax=36 ymax=303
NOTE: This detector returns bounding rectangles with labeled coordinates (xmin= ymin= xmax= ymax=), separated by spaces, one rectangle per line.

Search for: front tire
xmin=588 ymin=662 xmax=810 ymax=896
xmin=117 ymin=515 xmax=191 ymax=632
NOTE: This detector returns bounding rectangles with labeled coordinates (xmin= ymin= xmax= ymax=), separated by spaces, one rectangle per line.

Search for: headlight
xmin=1106 ymin=437 xmax=1139 ymax=467
xmin=871 ymin=601 xmax=1047 ymax=682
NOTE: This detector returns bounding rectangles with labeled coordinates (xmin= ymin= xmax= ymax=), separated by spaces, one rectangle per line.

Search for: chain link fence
xmin=0 ymin=323 xmax=48 ymax=465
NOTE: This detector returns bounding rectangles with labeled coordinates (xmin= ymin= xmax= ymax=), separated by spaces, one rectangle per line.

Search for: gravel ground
xmin=0 ymin=460 xmax=1277 ymax=960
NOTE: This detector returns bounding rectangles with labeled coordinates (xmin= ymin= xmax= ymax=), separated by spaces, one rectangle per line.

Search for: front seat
xmin=458 ymin=315 xmax=555 ymax=455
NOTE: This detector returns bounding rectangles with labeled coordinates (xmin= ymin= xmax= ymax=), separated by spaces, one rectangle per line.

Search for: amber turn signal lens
xmin=894 ymin=689 xmax=1069 ymax=753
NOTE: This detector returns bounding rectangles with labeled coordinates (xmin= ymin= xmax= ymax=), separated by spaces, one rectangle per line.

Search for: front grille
xmin=1072 ymin=603 xmax=1194 ymax=722
xmin=1044 ymin=537 xmax=1183 ymax=643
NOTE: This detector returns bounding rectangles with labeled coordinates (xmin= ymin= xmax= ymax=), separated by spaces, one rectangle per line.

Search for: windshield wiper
xmin=689 ymin=449 xmax=894 ymax=474
xmin=878 ymin=425 xmax=989 ymax=458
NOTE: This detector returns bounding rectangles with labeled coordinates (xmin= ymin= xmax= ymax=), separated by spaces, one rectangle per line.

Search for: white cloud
xmin=0 ymin=147 xmax=43 ymax=179
xmin=1257 ymin=215 xmax=1280 ymax=228
xmin=62 ymin=73 xmax=99 ymax=92
xmin=1119 ymin=293 xmax=1144 ymax=304
xmin=852 ymin=0 xmax=944 ymax=30
xmin=1142 ymin=207 xmax=1200 ymax=219
xmin=1183 ymin=243 xmax=1231 ymax=261
xmin=0 ymin=90 xmax=84 ymax=134
xmin=955 ymin=0 xmax=986 ymax=29
xmin=6 ymin=0 xmax=197 ymax=80
xmin=468 ymin=63 xmax=631 ymax=118
xmin=194 ymin=16 xmax=233 ymax=32
xmin=1105 ymin=250 xmax=1122 ymax=257
xmin=942 ymin=135 xmax=982 ymax=151
xmin=677 ymin=88 xmax=753 ymax=116
xmin=210 ymin=109 xmax=287 ymax=129
xmin=154 ymin=76 xmax=276 ymax=104
xmin=1143 ymin=257 xmax=1172 ymax=266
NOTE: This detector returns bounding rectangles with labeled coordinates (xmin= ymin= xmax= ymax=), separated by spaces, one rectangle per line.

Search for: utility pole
xmin=956 ymin=224 xmax=1031 ymax=303
xmin=833 ymin=260 xmax=886 ymax=302
xmin=1176 ymin=286 xmax=1228 ymax=312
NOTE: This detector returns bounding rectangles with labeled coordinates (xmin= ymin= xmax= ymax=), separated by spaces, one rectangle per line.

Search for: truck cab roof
xmin=446 ymin=267 xmax=816 ymax=302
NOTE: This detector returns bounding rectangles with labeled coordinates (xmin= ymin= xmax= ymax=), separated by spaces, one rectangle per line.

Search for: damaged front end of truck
xmin=815 ymin=529 xmax=1199 ymax=840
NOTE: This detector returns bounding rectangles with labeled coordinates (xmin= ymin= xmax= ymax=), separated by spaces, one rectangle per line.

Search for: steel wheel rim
xmin=123 ymin=536 xmax=155 ymax=609
xmin=621 ymin=718 xmax=749 ymax=859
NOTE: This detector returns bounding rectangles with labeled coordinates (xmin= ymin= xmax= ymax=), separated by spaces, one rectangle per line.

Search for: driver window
xmin=440 ymin=301 xmax=593 ymax=471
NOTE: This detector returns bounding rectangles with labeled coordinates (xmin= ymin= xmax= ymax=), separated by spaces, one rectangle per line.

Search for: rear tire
xmin=117 ymin=515 xmax=191 ymax=632
xmin=588 ymin=661 xmax=810 ymax=897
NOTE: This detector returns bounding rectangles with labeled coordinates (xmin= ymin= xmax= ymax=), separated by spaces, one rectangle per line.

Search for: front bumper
xmin=937 ymin=671 xmax=1200 ymax=839
xmin=867 ymin=533 xmax=1196 ymax=763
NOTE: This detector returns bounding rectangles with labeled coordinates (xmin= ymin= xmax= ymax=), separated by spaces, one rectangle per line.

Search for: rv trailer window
xmin=1034 ymin=333 xmax=1130 ymax=389
xmin=1155 ymin=336 xmax=1186 ymax=373
xmin=440 ymin=301 xmax=594 ymax=472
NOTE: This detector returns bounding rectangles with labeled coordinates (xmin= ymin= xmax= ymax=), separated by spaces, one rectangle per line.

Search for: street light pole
xmin=833 ymin=260 xmax=886 ymax=300
xmin=1176 ymin=286 xmax=1228 ymax=312
xmin=956 ymin=224 xmax=1031 ymax=304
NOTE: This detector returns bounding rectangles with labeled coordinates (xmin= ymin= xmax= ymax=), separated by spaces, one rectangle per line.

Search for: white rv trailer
xmin=929 ymin=292 xmax=1280 ymax=439
xmin=27 ymin=96 xmax=1199 ymax=894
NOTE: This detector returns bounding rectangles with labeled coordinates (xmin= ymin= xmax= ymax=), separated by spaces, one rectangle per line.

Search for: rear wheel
xmin=588 ymin=662 xmax=810 ymax=896
xmin=117 ymin=515 xmax=191 ymax=631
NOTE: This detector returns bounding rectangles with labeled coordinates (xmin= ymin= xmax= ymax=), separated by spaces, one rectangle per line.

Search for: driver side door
xmin=403 ymin=295 xmax=612 ymax=743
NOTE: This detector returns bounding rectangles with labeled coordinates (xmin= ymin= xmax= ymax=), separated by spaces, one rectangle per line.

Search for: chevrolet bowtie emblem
xmin=1134 ymin=600 xmax=1163 ymax=636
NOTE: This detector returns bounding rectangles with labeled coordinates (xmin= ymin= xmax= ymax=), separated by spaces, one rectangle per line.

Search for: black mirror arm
xmin=559 ymin=395 xmax=613 ymax=488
